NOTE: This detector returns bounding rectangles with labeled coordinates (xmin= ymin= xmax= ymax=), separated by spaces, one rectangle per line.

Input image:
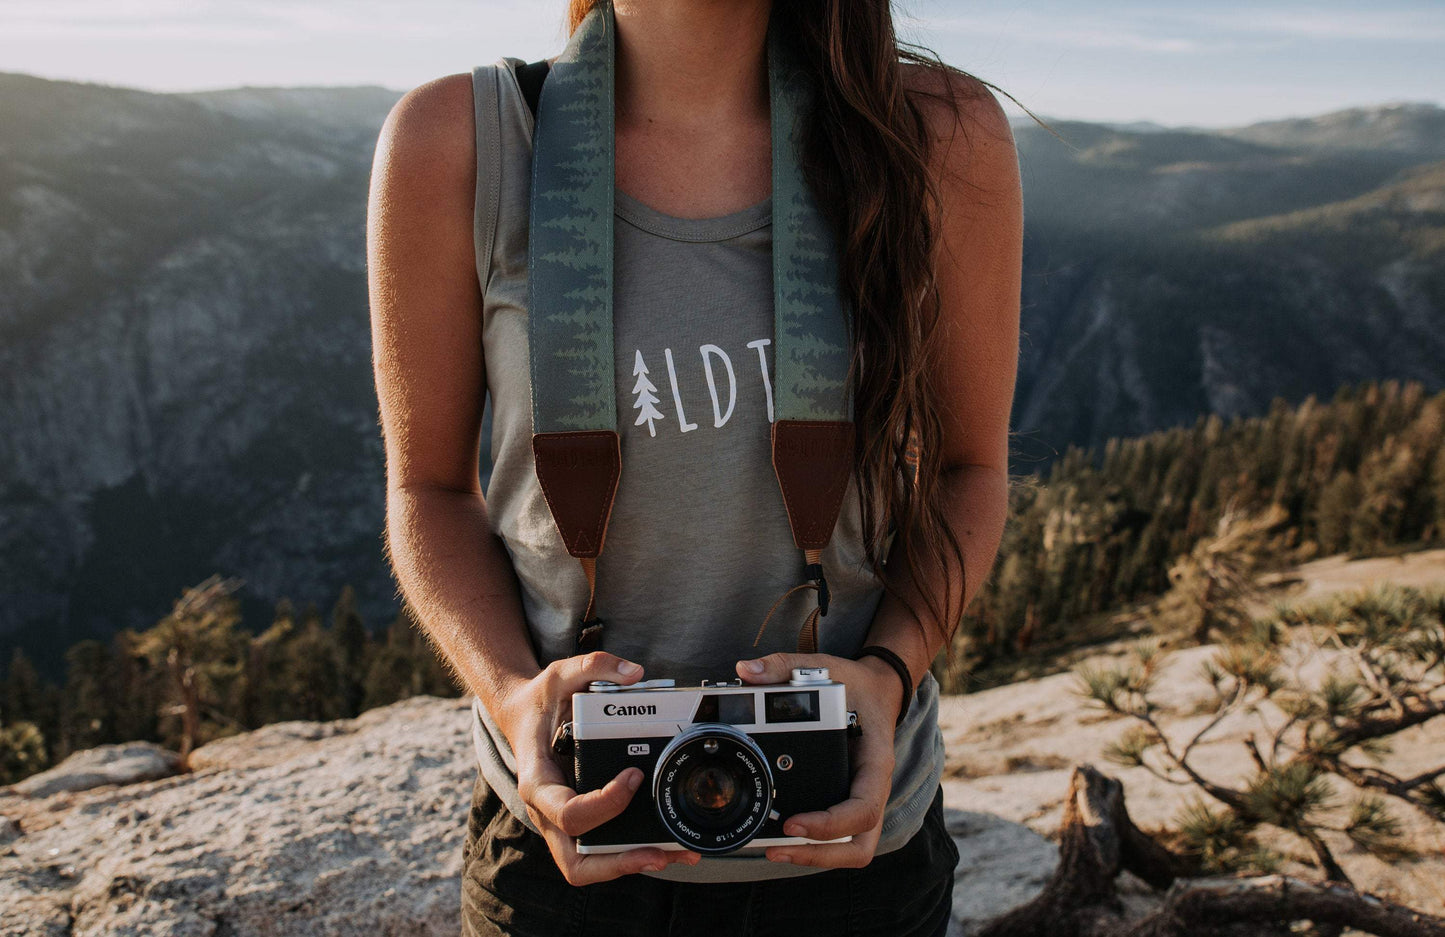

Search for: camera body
xmin=565 ymin=668 xmax=855 ymax=855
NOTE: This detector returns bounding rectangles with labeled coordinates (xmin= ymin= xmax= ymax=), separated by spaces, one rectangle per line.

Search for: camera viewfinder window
xmin=693 ymin=693 xmax=756 ymax=725
xmin=764 ymin=690 xmax=819 ymax=724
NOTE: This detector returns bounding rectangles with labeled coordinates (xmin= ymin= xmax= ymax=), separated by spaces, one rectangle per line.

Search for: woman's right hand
xmin=497 ymin=651 xmax=702 ymax=885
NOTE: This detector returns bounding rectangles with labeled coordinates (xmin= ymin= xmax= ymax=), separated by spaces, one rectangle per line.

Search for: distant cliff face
xmin=0 ymin=73 xmax=404 ymax=661
xmin=0 ymin=70 xmax=1443 ymax=666
xmin=1008 ymin=103 xmax=1445 ymax=459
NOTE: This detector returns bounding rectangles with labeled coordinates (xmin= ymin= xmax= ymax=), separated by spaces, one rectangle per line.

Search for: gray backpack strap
xmin=471 ymin=64 xmax=503 ymax=296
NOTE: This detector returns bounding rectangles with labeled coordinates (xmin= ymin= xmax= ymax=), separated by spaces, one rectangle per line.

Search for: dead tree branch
xmin=1120 ymin=874 xmax=1445 ymax=937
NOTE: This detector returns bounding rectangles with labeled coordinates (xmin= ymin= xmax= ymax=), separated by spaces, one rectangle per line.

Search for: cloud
xmin=0 ymin=0 xmax=553 ymax=42
xmin=916 ymin=10 xmax=1236 ymax=55
xmin=920 ymin=15 xmax=1206 ymax=53
xmin=913 ymin=3 xmax=1445 ymax=54
xmin=1181 ymin=8 xmax=1445 ymax=43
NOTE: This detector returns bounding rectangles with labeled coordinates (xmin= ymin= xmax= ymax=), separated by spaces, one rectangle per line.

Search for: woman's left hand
xmin=734 ymin=651 xmax=903 ymax=868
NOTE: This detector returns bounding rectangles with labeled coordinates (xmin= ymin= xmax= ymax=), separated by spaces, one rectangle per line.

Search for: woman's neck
xmin=611 ymin=0 xmax=772 ymax=132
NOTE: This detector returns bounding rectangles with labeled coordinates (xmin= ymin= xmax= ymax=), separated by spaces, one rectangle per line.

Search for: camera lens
xmin=682 ymin=764 xmax=738 ymax=814
xmin=652 ymin=724 xmax=773 ymax=854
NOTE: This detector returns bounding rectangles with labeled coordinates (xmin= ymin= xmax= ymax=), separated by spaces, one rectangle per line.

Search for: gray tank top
xmin=469 ymin=56 xmax=944 ymax=883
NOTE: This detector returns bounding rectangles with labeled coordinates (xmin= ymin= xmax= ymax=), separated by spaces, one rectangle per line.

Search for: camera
xmin=555 ymin=667 xmax=858 ymax=855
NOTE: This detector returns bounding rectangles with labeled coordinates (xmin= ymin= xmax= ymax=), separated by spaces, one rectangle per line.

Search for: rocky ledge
xmin=0 ymin=693 xmax=1062 ymax=937
xmin=4 ymin=632 xmax=1442 ymax=935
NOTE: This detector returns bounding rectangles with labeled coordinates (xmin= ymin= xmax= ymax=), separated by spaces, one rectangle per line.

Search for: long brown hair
xmin=565 ymin=0 xmax=1040 ymax=649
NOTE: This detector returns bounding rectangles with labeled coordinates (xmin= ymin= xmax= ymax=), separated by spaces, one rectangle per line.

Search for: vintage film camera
xmin=555 ymin=668 xmax=858 ymax=855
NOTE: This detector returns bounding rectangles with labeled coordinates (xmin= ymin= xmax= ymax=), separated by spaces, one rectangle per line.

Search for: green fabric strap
xmin=527 ymin=0 xmax=853 ymax=433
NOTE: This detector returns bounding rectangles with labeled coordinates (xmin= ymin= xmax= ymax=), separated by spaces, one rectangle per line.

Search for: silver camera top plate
xmin=572 ymin=677 xmax=849 ymax=740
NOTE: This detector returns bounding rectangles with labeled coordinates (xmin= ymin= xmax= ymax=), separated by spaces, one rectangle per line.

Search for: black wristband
xmin=856 ymin=645 xmax=913 ymax=727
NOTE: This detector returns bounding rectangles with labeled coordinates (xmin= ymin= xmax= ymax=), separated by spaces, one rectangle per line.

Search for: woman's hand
xmin=734 ymin=652 xmax=903 ymax=868
xmin=495 ymin=651 xmax=702 ymax=885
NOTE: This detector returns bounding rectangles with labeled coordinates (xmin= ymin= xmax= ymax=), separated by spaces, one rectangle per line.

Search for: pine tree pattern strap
xmin=527 ymin=0 xmax=855 ymax=651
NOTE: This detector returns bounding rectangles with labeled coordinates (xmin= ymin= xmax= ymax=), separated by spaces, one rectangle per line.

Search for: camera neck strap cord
xmin=527 ymin=0 xmax=855 ymax=656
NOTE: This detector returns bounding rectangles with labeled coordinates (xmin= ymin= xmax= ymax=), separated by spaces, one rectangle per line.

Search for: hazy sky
xmin=1 ymin=0 xmax=1440 ymax=128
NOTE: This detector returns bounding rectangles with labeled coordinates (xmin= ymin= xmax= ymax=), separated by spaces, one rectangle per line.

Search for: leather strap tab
xmin=804 ymin=562 xmax=830 ymax=616
xmin=532 ymin=431 xmax=621 ymax=558
xmin=771 ymin=419 xmax=854 ymax=551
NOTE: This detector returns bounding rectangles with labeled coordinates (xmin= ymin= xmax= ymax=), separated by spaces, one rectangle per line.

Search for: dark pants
xmin=461 ymin=772 xmax=959 ymax=937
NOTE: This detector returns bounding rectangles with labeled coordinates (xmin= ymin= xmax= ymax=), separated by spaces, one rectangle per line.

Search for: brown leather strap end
xmin=532 ymin=430 xmax=621 ymax=558
xmin=771 ymin=419 xmax=855 ymax=551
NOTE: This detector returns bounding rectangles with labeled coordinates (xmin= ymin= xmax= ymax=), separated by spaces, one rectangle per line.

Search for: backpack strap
xmin=514 ymin=59 xmax=551 ymax=121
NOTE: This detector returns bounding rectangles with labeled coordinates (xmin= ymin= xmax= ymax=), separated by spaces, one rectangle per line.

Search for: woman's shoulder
xmin=373 ymin=71 xmax=480 ymax=193
xmin=899 ymin=61 xmax=1018 ymax=193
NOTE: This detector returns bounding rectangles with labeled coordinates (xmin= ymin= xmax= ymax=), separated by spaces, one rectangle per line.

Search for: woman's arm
xmin=366 ymin=73 xmax=699 ymax=884
xmin=736 ymin=68 xmax=1023 ymax=868
xmin=367 ymin=72 xmax=537 ymax=717
xmin=864 ymin=64 xmax=1024 ymax=708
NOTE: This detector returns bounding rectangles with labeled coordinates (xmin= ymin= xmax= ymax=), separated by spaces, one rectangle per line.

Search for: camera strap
xmin=527 ymin=0 xmax=855 ymax=655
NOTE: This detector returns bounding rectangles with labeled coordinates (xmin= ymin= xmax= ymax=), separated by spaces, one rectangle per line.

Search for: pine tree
xmin=1432 ymin=439 xmax=1445 ymax=542
xmin=239 ymin=606 xmax=293 ymax=729
xmin=1076 ymin=581 xmax=1445 ymax=890
xmin=110 ymin=629 xmax=161 ymax=743
xmin=332 ymin=585 xmax=369 ymax=718
xmin=360 ymin=608 xmax=461 ymax=710
xmin=133 ymin=575 xmax=247 ymax=763
xmin=406 ymin=610 xmax=462 ymax=698
xmin=276 ymin=614 xmax=344 ymax=723
xmin=362 ymin=614 xmax=420 ymax=710
xmin=630 ymin=350 xmax=665 ymax=437
xmin=59 ymin=639 xmax=113 ymax=756
xmin=1314 ymin=470 xmax=1360 ymax=554
xmin=0 ymin=720 xmax=46 ymax=785
xmin=2 ymin=648 xmax=43 ymax=728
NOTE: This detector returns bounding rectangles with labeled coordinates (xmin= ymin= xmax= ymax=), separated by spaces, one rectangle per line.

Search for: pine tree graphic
xmin=631 ymin=350 xmax=665 ymax=437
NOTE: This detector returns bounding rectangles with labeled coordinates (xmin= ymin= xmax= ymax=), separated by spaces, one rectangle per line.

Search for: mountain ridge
xmin=1 ymin=72 xmax=1442 ymax=672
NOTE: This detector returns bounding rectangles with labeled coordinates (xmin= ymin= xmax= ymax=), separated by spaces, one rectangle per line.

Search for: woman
xmin=368 ymin=0 xmax=1022 ymax=933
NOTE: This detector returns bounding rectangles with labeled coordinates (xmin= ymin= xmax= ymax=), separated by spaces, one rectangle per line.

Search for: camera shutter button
xmin=589 ymin=678 xmax=676 ymax=692
xmin=789 ymin=667 xmax=830 ymax=686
